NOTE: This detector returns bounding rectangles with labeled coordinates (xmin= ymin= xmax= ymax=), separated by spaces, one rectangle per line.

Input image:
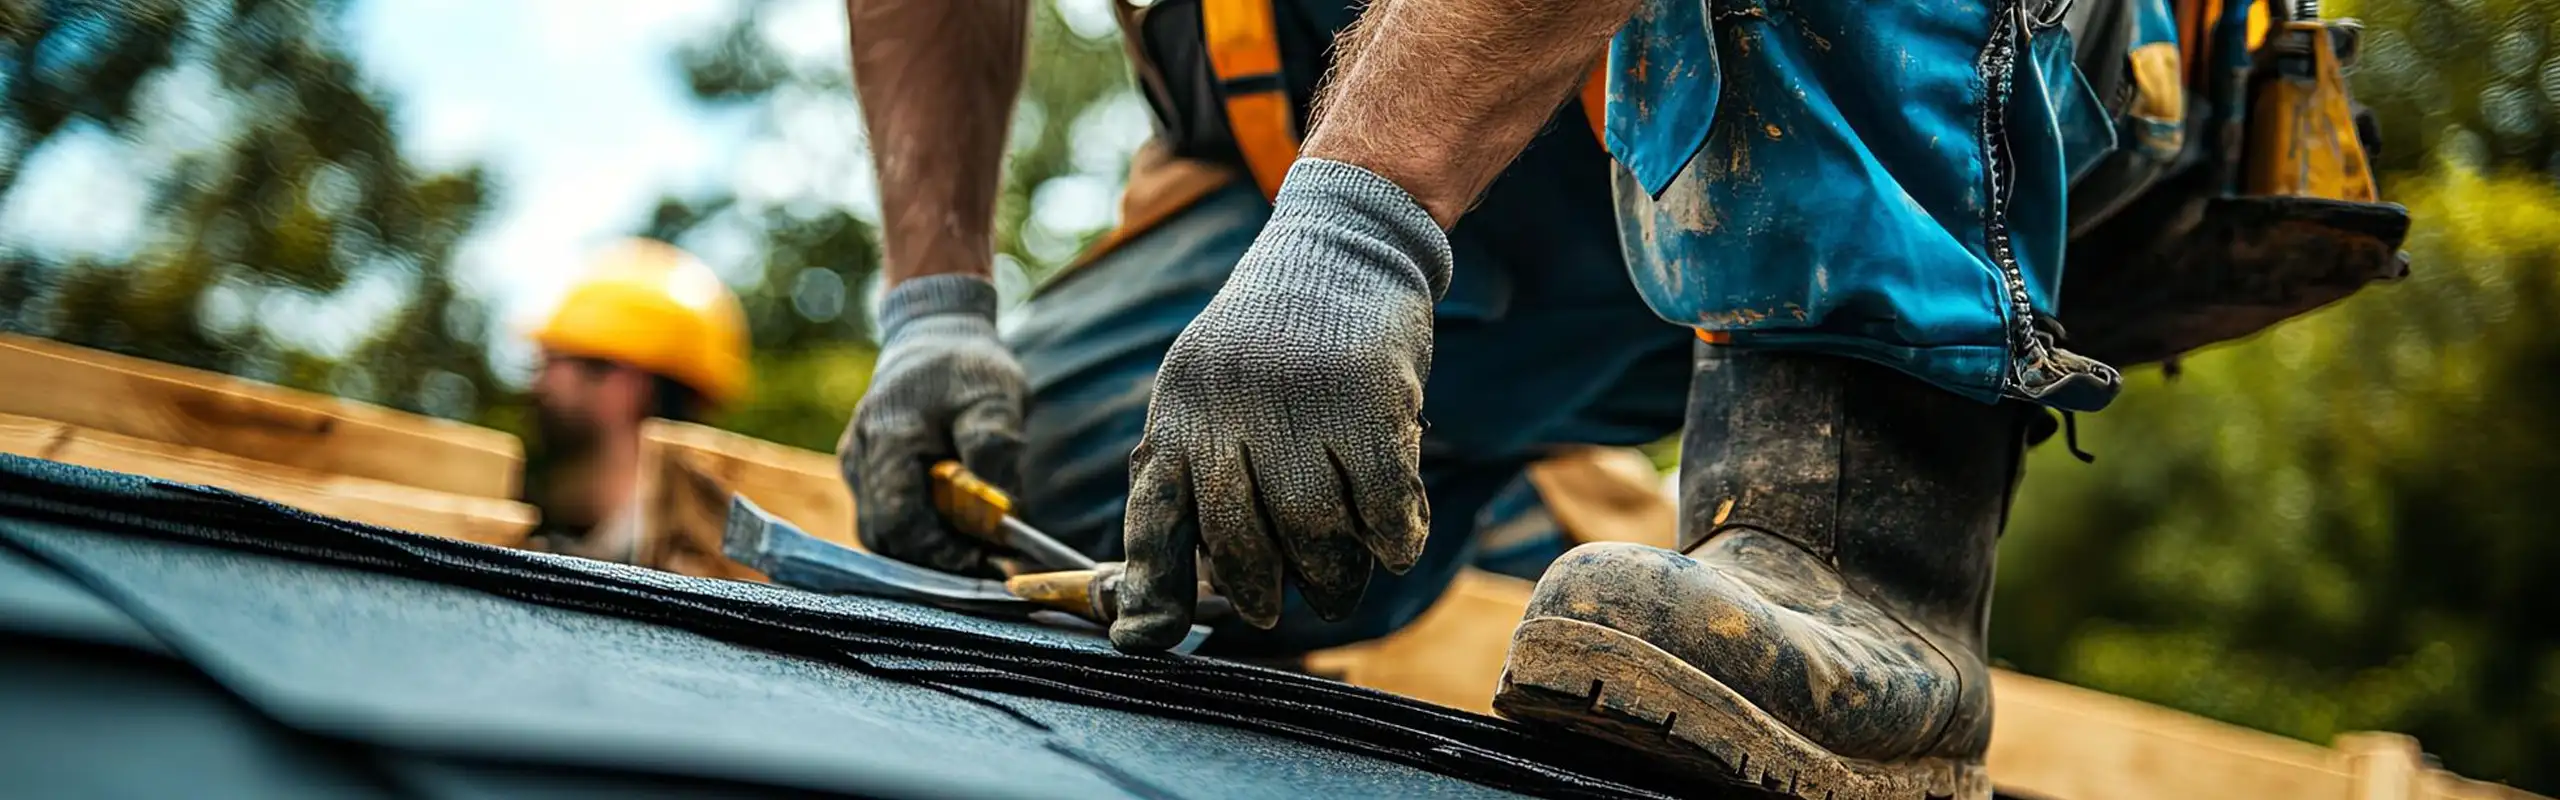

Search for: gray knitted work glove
xmin=1111 ymin=158 xmax=1455 ymax=652
xmin=839 ymin=274 xmax=1028 ymax=576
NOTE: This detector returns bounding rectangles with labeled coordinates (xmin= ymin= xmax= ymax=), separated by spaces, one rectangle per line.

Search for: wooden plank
xmin=0 ymin=334 xmax=522 ymax=499
xmin=1307 ymin=568 xmax=1532 ymax=715
xmin=627 ymin=420 xmax=858 ymax=581
xmin=1526 ymin=446 xmax=1677 ymax=548
xmin=0 ymin=413 xmax=74 ymax=460
xmin=630 ymin=429 xmax=768 ymax=582
xmin=2340 ymin=733 xmax=2549 ymax=800
xmin=1987 ymin=669 xmax=2357 ymax=800
xmin=2342 ymin=733 xmax=2425 ymax=800
xmin=0 ymin=413 xmax=535 ymax=547
xmin=639 ymin=420 xmax=856 ymax=548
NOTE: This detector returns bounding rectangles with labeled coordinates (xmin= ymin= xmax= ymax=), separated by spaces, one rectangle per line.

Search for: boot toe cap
xmin=1521 ymin=539 xmax=1972 ymax=760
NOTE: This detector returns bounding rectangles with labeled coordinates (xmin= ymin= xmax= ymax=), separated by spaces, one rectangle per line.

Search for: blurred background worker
xmin=519 ymin=238 xmax=751 ymax=565
xmin=833 ymin=0 xmax=1695 ymax=659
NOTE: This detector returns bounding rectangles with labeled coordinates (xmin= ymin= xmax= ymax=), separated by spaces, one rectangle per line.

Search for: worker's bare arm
xmin=839 ymin=1 xmax=1032 ymax=578
xmin=1301 ymin=0 xmax=1637 ymax=228
xmin=846 ymin=0 xmax=1029 ymax=284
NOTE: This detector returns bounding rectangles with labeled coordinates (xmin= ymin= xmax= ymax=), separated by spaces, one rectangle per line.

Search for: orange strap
xmin=1204 ymin=0 xmax=1615 ymax=201
xmin=1204 ymin=0 xmax=1297 ymax=200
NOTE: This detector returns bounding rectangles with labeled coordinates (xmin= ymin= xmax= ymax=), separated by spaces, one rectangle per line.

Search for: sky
xmin=353 ymin=0 xmax=768 ymax=335
xmin=345 ymin=0 xmax=764 ymax=376
xmin=1 ymin=0 xmax=1132 ymax=383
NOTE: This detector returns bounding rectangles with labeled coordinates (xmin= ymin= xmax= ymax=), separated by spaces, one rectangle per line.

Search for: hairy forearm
xmin=847 ymin=0 xmax=1029 ymax=284
xmin=1302 ymin=0 xmax=1636 ymax=228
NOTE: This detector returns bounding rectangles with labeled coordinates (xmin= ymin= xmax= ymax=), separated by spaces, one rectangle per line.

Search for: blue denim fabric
xmin=1606 ymin=0 xmax=2120 ymax=408
xmin=1004 ymin=123 xmax=1690 ymax=655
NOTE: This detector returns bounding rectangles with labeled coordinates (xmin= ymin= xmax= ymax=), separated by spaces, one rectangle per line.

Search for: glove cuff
xmin=1273 ymin=158 xmax=1455 ymax=300
xmin=878 ymin=274 xmax=998 ymax=341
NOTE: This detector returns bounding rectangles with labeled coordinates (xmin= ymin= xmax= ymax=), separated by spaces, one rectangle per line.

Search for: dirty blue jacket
xmin=1604 ymin=0 xmax=2184 ymax=409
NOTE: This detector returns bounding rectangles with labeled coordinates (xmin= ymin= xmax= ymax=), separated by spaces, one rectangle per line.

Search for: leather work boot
xmin=1492 ymin=347 xmax=2024 ymax=800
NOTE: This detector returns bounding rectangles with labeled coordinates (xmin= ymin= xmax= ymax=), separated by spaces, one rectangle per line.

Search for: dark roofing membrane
xmin=0 ymin=454 xmax=1767 ymax=799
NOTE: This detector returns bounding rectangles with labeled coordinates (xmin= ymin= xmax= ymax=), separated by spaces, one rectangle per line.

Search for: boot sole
xmin=1493 ymin=617 xmax=1990 ymax=800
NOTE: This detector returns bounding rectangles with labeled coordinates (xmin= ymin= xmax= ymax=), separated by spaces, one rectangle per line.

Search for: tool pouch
xmin=2058 ymin=0 xmax=2409 ymax=367
xmin=2064 ymin=190 xmax=2408 ymax=367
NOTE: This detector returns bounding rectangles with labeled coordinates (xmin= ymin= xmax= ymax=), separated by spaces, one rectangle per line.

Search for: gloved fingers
xmin=1330 ymin=442 xmax=1429 ymax=574
xmin=951 ymin=396 xmax=1026 ymax=498
xmin=1112 ymin=447 xmax=1203 ymax=652
xmin=1255 ymin=446 xmax=1373 ymax=622
xmin=1194 ymin=443 xmax=1287 ymax=629
xmin=850 ymin=410 xmax=988 ymax=575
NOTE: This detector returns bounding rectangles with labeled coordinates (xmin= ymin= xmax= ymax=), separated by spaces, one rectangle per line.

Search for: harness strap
xmin=1203 ymin=0 xmax=1298 ymax=199
xmin=1204 ymin=0 xmax=1612 ymax=200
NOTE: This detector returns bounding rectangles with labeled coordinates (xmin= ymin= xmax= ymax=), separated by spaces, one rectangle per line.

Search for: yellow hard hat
xmin=530 ymin=238 xmax=750 ymax=407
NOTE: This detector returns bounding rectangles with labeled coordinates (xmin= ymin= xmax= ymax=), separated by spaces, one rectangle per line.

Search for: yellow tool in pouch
xmin=2057 ymin=0 xmax=2408 ymax=369
xmin=2243 ymin=9 xmax=2377 ymax=201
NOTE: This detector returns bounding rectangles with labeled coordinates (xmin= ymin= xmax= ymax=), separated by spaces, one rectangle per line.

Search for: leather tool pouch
xmin=2058 ymin=0 xmax=2410 ymax=367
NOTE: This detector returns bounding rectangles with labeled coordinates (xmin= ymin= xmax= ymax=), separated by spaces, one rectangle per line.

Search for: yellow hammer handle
xmin=929 ymin=460 xmax=1013 ymax=545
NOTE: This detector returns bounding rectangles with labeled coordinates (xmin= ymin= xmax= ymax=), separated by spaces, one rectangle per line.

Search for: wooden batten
xmin=1306 ymin=569 xmax=1533 ymax=715
xmin=1988 ymin=669 xmax=2357 ymax=799
xmin=0 ymin=334 xmax=523 ymax=499
xmin=637 ymin=419 xmax=855 ymax=547
xmin=0 ymin=412 xmax=535 ymax=547
xmin=628 ymin=419 xmax=861 ymax=581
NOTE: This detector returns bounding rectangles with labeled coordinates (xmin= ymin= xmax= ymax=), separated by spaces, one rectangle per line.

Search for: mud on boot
xmin=1492 ymin=348 xmax=2025 ymax=800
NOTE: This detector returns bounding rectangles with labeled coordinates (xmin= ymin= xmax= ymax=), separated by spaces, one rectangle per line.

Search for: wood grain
xmin=0 ymin=413 xmax=535 ymax=547
xmin=639 ymin=419 xmax=855 ymax=548
xmin=1988 ymin=669 xmax=2355 ymax=799
xmin=627 ymin=419 xmax=859 ymax=580
xmin=0 ymin=334 xmax=523 ymax=499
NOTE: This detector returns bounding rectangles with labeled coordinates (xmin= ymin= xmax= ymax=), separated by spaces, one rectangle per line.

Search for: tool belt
xmin=2057 ymin=0 xmax=2409 ymax=367
xmin=1090 ymin=0 xmax=2409 ymax=369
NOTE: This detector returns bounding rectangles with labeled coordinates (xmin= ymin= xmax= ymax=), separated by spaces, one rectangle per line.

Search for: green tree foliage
xmin=644 ymin=0 xmax=1131 ymax=451
xmin=2341 ymin=0 xmax=2560 ymax=176
xmin=1996 ymin=0 xmax=2560 ymax=790
xmin=0 ymin=0 xmax=500 ymax=422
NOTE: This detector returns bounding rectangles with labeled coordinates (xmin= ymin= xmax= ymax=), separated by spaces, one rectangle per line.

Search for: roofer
xmin=838 ymin=0 xmax=2403 ymax=794
xmin=519 ymin=238 xmax=750 ymax=566
xmin=1070 ymin=0 xmax=2402 ymax=798
xmin=834 ymin=1 xmax=1693 ymax=657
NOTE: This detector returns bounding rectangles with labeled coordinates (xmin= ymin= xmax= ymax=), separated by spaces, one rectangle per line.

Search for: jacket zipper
xmin=1986 ymin=1 xmax=2128 ymax=413
xmin=1980 ymin=0 xmax=2043 ymax=399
